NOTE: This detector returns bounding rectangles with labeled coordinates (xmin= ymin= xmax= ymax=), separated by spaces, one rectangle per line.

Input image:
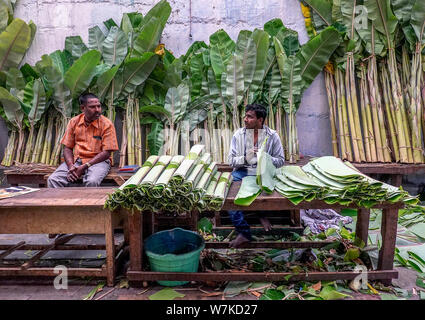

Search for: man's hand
xmin=67 ymin=164 xmax=86 ymax=182
xmin=245 ymin=147 xmax=258 ymax=165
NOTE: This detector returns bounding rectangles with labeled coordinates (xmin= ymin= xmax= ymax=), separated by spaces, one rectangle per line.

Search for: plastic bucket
xmin=144 ymin=227 xmax=205 ymax=286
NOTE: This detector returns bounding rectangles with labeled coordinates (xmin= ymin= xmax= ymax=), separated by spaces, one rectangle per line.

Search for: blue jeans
xmin=228 ymin=168 xmax=264 ymax=241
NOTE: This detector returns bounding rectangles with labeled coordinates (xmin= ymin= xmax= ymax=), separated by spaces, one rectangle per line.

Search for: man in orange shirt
xmin=47 ymin=93 xmax=119 ymax=188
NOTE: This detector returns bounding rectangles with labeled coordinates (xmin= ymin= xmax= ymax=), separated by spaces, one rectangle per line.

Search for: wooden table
xmin=0 ymin=187 xmax=126 ymax=286
xmin=126 ymin=181 xmax=402 ymax=286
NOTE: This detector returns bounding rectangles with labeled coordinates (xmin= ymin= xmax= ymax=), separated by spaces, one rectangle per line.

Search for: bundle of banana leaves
xmin=235 ymin=154 xmax=419 ymax=208
xmin=104 ymin=144 xmax=233 ymax=214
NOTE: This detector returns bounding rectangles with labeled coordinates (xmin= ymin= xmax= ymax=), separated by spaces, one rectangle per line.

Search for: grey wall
xmin=1 ymin=0 xmax=333 ymax=161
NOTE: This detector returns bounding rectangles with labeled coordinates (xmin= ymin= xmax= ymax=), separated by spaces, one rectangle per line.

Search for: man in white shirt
xmin=227 ymin=103 xmax=285 ymax=247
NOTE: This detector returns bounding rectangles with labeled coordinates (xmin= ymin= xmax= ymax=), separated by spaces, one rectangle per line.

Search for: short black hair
xmin=79 ymin=93 xmax=99 ymax=106
xmin=245 ymin=103 xmax=267 ymax=124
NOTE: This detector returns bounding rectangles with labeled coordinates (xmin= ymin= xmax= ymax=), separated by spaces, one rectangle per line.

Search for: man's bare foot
xmin=229 ymin=234 xmax=250 ymax=248
xmin=259 ymin=217 xmax=272 ymax=231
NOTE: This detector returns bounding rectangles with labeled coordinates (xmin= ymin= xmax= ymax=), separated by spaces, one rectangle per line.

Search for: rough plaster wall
xmin=1 ymin=0 xmax=332 ymax=161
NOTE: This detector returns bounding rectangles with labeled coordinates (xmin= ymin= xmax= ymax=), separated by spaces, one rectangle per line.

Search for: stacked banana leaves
xmin=278 ymin=156 xmax=418 ymax=207
xmin=235 ymin=154 xmax=418 ymax=208
xmin=104 ymin=144 xmax=233 ymax=214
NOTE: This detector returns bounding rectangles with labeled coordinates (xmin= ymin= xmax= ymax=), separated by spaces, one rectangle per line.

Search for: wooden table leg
xmin=392 ymin=175 xmax=403 ymax=187
xmin=355 ymin=209 xmax=370 ymax=246
xmin=290 ymin=210 xmax=301 ymax=227
xmin=128 ymin=211 xmax=143 ymax=272
xmin=105 ymin=213 xmax=116 ymax=287
xmin=378 ymin=208 xmax=399 ymax=286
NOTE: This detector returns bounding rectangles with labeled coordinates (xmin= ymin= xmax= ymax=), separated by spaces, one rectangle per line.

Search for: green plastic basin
xmin=144 ymin=227 xmax=205 ymax=286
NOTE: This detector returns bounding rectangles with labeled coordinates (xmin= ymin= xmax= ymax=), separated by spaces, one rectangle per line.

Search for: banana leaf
xmin=0 ymin=86 xmax=23 ymax=129
xmin=164 ymin=82 xmax=190 ymax=124
xmin=95 ymin=65 xmax=119 ymax=101
xmin=119 ymin=52 xmax=158 ymax=97
xmin=0 ymin=18 xmax=31 ymax=71
xmin=147 ymin=120 xmax=164 ymax=155
xmin=257 ymin=139 xmax=276 ymax=194
xmin=88 ymin=26 xmax=106 ymax=52
xmin=37 ymin=56 xmax=72 ymax=119
xmin=64 ymin=36 xmax=88 ymax=62
xmin=5 ymin=67 xmax=25 ymax=90
xmin=64 ymin=50 xmax=101 ymax=99
xmin=209 ymin=29 xmax=236 ymax=87
xmin=234 ymin=175 xmax=261 ymax=206
xmin=411 ymin=0 xmax=425 ymax=44
xmin=297 ymin=26 xmax=341 ymax=91
xmin=364 ymin=0 xmax=398 ymax=45
xmin=49 ymin=50 xmax=72 ymax=76
xmin=102 ymin=26 xmax=128 ymax=67
xmin=224 ymin=54 xmax=244 ymax=128
xmin=23 ymin=79 xmax=47 ymax=126
xmin=235 ymin=30 xmax=257 ymax=91
xmin=247 ymin=29 xmax=269 ymax=103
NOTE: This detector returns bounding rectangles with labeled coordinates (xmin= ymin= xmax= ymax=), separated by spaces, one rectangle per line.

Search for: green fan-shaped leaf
xmin=143 ymin=0 xmax=171 ymax=30
xmin=297 ymin=26 xmax=341 ymax=91
xmin=225 ymin=54 xmax=244 ymax=110
xmin=364 ymin=0 xmax=398 ymax=43
xmin=20 ymin=63 xmax=39 ymax=82
xmin=164 ymin=82 xmax=190 ymax=124
xmin=264 ymin=18 xmax=284 ymax=37
xmin=147 ymin=119 xmax=164 ymax=155
xmin=5 ymin=67 xmax=25 ymax=90
xmin=88 ymin=25 xmax=106 ymax=52
xmin=235 ymin=30 xmax=257 ymax=91
xmin=120 ymin=52 xmax=158 ymax=97
xmin=392 ymin=0 xmax=415 ymax=24
xmin=0 ymin=4 xmax=9 ymax=33
xmin=132 ymin=0 xmax=171 ymax=56
xmin=102 ymin=26 xmax=128 ymax=67
xmin=49 ymin=50 xmax=72 ymax=76
xmin=103 ymin=18 xmax=118 ymax=31
xmin=281 ymin=55 xmax=302 ymax=114
xmin=65 ymin=36 xmax=88 ymax=62
xmin=303 ymin=0 xmax=333 ymax=27
xmin=96 ymin=64 xmax=119 ymax=101
xmin=64 ymin=50 xmax=101 ymax=99
xmin=0 ymin=86 xmax=24 ymax=129
xmin=209 ymin=29 xmax=236 ymax=87
xmin=26 ymin=79 xmax=47 ymax=126
xmin=139 ymin=105 xmax=171 ymax=123
xmin=0 ymin=18 xmax=31 ymax=72
xmin=411 ymin=0 xmax=425 ymax=44
xmin=248 ymin=29 xmax=269 ymax=102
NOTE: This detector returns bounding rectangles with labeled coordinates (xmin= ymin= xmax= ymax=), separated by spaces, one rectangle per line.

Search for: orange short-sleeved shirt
xmin=61 ymin=114 xmax=119 ymax=164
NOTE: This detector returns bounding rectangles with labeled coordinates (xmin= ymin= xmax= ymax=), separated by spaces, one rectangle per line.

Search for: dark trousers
xmin=228 ymin=168 xmax=267 ymax=240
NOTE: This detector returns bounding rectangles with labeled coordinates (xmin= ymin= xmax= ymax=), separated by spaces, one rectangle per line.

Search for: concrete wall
xmin=0 ymin=0 xmax=332 ymax=161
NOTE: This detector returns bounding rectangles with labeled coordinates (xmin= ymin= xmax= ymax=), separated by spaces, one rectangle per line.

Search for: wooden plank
xmin=205 ymin=240 xmax=335 ymax=249
xmin=223 ymin=182 xmax=404 ymax=211
xmin=0 ymin=208 xmax=107 ymax=234
xmin=0 ymin=267 xmax=106 ymax=277
xmin=21 ymin=234 xmax=75 ymax=270
xmin=126 ymin=270 xmax=398 ymax=282
xmin=0 ymin=244 xmax=107 ymax=251
xmin=0 ymin=241 xmax=26 ymax=259
xmin=355 ymin=209 xmax=370 ymax=246
xmin=128 ymin=211 xmax=143 ymax=272
xmin=378 ymin=208 xmax=399 ymax=286
xmin=104 ymin=212 xmax=116 ymax=287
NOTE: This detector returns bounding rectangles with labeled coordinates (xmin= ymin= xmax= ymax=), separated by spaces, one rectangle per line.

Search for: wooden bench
xmin=3 ymin=167 xmax=132 ymax=187
xmin=0 ymin=187 xmax=126 ymax=286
